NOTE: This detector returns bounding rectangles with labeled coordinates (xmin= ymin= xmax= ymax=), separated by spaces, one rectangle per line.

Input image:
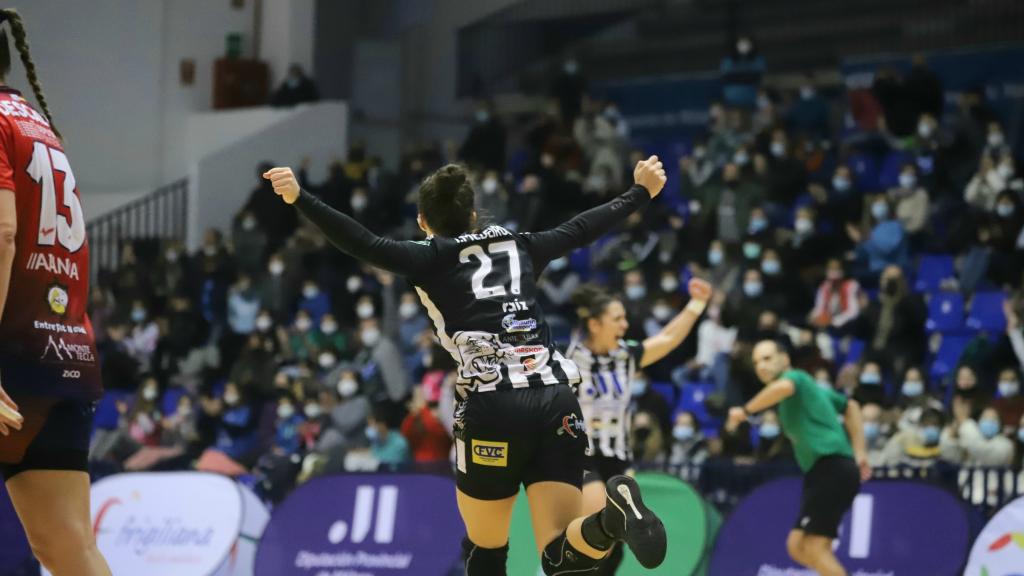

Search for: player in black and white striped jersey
xmin=264 ymin=157 xmax=670 ymax=575
xmin=566 ymin=278 xmax=712 ymax=574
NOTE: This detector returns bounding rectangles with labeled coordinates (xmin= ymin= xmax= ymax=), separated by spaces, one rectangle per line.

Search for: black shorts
xmin=795 ymin=454 xmax=861 ymax=538
xmin=582 ymin=454 xmax=631 ymax=485
xmin=455 ymin=384 xmax=589 ymax=501
xmin=0 ymin=394 xmax=94 ymax=482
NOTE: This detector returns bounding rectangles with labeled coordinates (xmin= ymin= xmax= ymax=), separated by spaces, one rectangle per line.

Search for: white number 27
xmin=459 ymin=240 xmax=521 ymax=299
xmin=26 ymin=142 xmax=85 ymax=253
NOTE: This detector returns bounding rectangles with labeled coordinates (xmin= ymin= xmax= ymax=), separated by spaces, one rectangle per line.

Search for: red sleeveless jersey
xmin=0 ymin=87 xmax=101 ymax=400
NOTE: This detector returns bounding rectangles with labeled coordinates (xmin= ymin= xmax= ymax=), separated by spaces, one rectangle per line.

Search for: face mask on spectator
xmin=816 ymin=379 xmax=832 ymax=390
xmin=660 ymin=277 xmax=679 ymax=293
xmin=365 ymin=425 xmax=379 ymax=441
xmin=759 ymin=423 xmax=780 ymax=439
xmin=733 ymin=151 xmax=749 ymax=166
xmin=318 ymin=352 xmax=337 ymax=369
xmin=761 ymin=259 xmax=781 ymax=276
xmin=475 ymin=109 xmax=490 ymax=123
xmin=980 ymin=419 xmax=1001 ymax=439
xmin=241 ymin=216 xmax=257 ymax=231
xmin=692 ymin=147 xmax=706 ymax=160
xmin=224 ymin=391 xmax=240 ymax=406
xmin=142 ymin=386 xmax=158 ymax=402
xmin=338 ymin=378 xmax=359 ymax=398
xmin=321 ymin=320 xmax=338 ymax=334
xmin=921 ymin=425 xmax=940 ymax=445
xmin=652 ymin=305 xmax=672 ymax=322
xmin=918 ymin=122 xmax=934 ymax=139
xmin=356 ymin=302 xmax=375 ymax=320
xmin=832 ymin=176 xmax=851 ymax=192
xmin=304 ymin=403 xmax=322 ymax=419
xmin=346 ymin=275 xmax=363 ymax=293
xmin=799 ymin=86 xmax=815 ymax=100
xmin=743 ymin=281 xmax=763 ymax=298
xmin=165 ymin=249 xmax=178 ymax=263
xmin=351 ymin=195 xmax=368 ymax=212
xmin=399 ymin=302 xmax=419 ymax=320
xmin=295 ymin=317 xmax=312 ymax=332
xmin=256 ymin=315 xmax=273 ymax=332
xmin=361 ymin=327 xmax=381 ymax=347
xmin=177 ymin=403 xmax=192 ymax=418
xmin=1018 ymin=428 xmax=1024 ymax=443
xmin=871 ymin=201 xmax=889 ymax=220
xmin=794 ymin=218 xmax=813 ymax=235
xmin=999 ymin=380 xmax=1020 ymax=398
xmin=997 ymin=202 xmax=1015 ymax=218
xmin=997 ymin=163 xmax=1015 ymax=180
xmin=770 ymin=141 xmax=786 ymax=158
xmin=548 ymin=257 xmax=569 ymax=271
xmin=708 ymin=248 xmax=724 ymax=266
xmin=902 ymin=380 xmax=923 ymax=397
xmin=277 ymin=403 xmax=295 ymax=420
xmin=269 ymin=260 xmax=285 ymax=276
xmin=481 ymin=177 xmax=499 ymax=195
xmin=673 ymin=425 xmax=694 ymax=441
xmin=631 ymin=379 xmax=648 ymax=396
xmin=302 ymin=285 xmax=319 ymax=299
xmin=899 ymin=173 xmax=917 ymax=189
xmin=988 ymin=132 xmax=1004 ymax=148
xmin=864 ymin=421 xmax=880 ymax=441
xmin=742 ymin=242 xmax=762 ymax=260
xmin=132 ymin=308 xmax=146 ymax=323
xmin=203 ymin=245 xmax=217 ymax=257
xmin=625 ymin=285 xmax=646 ymax=301
xmin=748 ymin=217 xmax=768 ymax=234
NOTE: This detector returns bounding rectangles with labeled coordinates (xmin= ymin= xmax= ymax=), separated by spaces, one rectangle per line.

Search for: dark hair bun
xmin=417 ymin=164 xmax=476 ymax=237
xmin=433 ymin=165 xmax=467 ymax=195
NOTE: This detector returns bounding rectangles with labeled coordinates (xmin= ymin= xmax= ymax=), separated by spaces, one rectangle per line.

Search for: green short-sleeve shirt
xmin=777 ymin=369 xmax=854 ymax=472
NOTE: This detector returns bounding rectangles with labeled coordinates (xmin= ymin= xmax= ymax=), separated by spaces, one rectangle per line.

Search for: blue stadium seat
xmin=848 ymin=153 xmax=880 ymax=191
xmin=569 ymin=246 xmax=591 ymax=278
xmin=651 ymin=381 xmax=677 ymax=407
xmin=967 ymin=291 xmax=1007 ymax=332
xmin=878 ymin=150 xmax=913 ymax=189
xmin=925 ymin=292 xmax=966 ymax=333
xmin=94 ymin=390 xmax=133 ymax=430
xmin=914 ymin=254 xmax=955 ymax=293
xmin=930 ymin=334 xmax=973 ymax=381
xmin=845 ymin=339 xmax=866 ymax=365
xmin=162 ymin=387 xmax=186 ymax=416
xmin=676 ymin=382 xmax=714 ymax=421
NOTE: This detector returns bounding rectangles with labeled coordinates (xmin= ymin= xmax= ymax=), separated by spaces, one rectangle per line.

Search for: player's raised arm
xmin=640 ymin=278 xmax=712 ymax=368
xmin=521 ymin=155 xmax=667 ymax=266
xmin=263 ymin=166 xmax=434 ymax=277
xmin=727 ymin=379 xmax=796 ymax=428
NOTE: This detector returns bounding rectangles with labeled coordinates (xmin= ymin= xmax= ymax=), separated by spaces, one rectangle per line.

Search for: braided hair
xmin=0 ymin=9 xmax=60 ymax=139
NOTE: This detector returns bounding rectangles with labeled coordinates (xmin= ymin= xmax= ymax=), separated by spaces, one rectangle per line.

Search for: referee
xmin=727 ymin=339 xmax=870 ymax=576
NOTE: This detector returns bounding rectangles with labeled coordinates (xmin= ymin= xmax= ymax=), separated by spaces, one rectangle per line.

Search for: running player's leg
xmin=786 ymin=529 xmax=812 ymax=567
xmin=801 ymin=535 xmax=847 ymax=576
xmin=581 ymin=477 xmax=606 ymax=515
xmin=6 ymin=470 xmax=111 ymax=576
xmin=457 ymin=489 xmax=516 ymax=575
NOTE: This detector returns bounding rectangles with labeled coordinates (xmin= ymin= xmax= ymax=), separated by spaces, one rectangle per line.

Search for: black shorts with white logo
xmin=455 ymin=384 xmax=589 ymax=501
xmin=0 ymin=394 xmax=95 ymax=482
xmin=795 ymin=454 xmax=861 ymax=538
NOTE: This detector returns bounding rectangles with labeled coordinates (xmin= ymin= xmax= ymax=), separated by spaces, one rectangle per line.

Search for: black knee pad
xmin=463 ymin=537 xmax=508 ymax=576
xmin=541 ymin=532 xmax=601 ymax=575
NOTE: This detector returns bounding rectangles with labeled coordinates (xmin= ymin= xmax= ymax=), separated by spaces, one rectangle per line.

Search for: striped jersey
xmin=566 ymin=339 xmax=645 ymax=461
xmin=292 ymin=185 xmax=652 ymax=403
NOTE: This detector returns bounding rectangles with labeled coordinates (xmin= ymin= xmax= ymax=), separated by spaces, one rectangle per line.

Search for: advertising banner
xmin=255 ymin=474 xmax=464 ymax=576
xmin=509 ymin=472 xmax=718 ymax=575
xmin=710 ymin=477 xmax=971 ymax=576
xmin=42 ymin=472 xmax=268 ymax=576
xmin=964 ymin=493 xmax=1024 ymax=576
xmin=0 ymin=483 xmax=32 ymax=575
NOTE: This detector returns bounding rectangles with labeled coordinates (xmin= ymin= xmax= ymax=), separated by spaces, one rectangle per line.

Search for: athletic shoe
xmin=602 ymin=475 xmax=666 ymax=568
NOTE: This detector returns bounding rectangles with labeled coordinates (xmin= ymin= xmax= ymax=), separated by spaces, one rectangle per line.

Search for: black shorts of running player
xmin=581 ymin=454 xmax=632 ymax=485
xmin=0 ymin=393 xmax=95 ymax=482
xmin=794 ymin=454 xmax=861 ymax=538
xmin=456 ymin=384 xmax=589 ymax=501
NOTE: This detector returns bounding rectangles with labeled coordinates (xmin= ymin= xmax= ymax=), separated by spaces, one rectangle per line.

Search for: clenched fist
xmin=633 ymin=155 xmax=667 ymax=199
xmin=263 ymin=167 xmax=301 ymax=205
xmin=687 ymin=278 xmax=713 ymax=302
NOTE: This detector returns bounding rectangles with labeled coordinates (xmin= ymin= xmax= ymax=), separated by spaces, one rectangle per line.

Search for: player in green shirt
xmin=728 ymin=339 xmax=871 ymax=576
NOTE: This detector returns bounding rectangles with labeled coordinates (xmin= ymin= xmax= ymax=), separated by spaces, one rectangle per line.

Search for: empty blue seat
xmin=651 ymin=381 xmax=677 ymax=406
xmin=845 ymin=339 xmax=866 ymax=365
xmin=926 ymin=292 xmax=966 ymax=333
xmin=914 ymin=254 xmax=955 ymax=293
xmin=930 ymin=334 xmax=973 ymax=381
xmin=848 ymin=153 xmax=880 ymax=192
xmin=162 ymin=387 xmax=186 ymax=416
xmin=967 ymin=291 xmax=1006 ymax=332
xmin=878 ymin=150 xmax=913 ymax=189
xmin=94 ymin=390 xmax=133 ymax=430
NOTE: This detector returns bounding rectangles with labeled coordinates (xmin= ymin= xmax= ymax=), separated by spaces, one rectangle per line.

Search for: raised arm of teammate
xmin=640 ymin=278 xmax=712 ymax=368
xmin=521 ymin=156 xmax=666 ymax=266
xmin=0 ymin=187 xmax=24 ymax=434
xmin=843 ymin=399 xmax=871 ymax=481
xmin=263 ymin=167 xmax=435 ymax=278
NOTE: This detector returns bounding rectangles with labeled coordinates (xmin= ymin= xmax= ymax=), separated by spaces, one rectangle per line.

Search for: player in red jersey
xmin=0 ymin=9 xmax=110 ymax=576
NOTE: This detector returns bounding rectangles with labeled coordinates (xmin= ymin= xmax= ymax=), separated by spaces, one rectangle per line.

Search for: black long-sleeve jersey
xmin=294 ymin=185 xmax=651 ymax=400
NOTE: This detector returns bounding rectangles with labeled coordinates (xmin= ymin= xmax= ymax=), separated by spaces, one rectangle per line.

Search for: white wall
xmin=260 ymin=0 xmax=316 ymax=87
xmin=191 ymin=101 xmax=347 ymax=249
